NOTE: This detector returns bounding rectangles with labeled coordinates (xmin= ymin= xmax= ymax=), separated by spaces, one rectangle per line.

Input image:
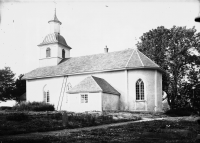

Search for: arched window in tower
xmin=136 ymin=79 xmax=144 ymax=100
xmin=46 ymin=48 xmax=51 ymax=57
xmin=62 ymin=49 xmax=65 ymax=58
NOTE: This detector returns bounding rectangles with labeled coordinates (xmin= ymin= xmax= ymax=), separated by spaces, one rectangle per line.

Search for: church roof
xmin=38 ymin=33 xmax=71 ymax=48
xmin=67 ymin=76 xmax=120 ymax=95
xmin=23 ymin=49 xmax=163 ymax=79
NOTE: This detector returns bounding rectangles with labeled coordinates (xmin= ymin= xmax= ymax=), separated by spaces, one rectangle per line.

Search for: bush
xmin=6 ymin=112 xmax=29 ymax=121
xmin=13 ymin=102 xmax=55 ymax=111
xmin=165 ymin=108 xmax=193 ymax=116
xmin=0 ymin=106 xmax=12 ymax=110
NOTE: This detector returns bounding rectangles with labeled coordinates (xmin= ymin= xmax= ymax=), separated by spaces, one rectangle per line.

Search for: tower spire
xmin=48 ymin=8 xmax=61 ymax=25
xmin=48 ymin=6 xmax=61 ymax=34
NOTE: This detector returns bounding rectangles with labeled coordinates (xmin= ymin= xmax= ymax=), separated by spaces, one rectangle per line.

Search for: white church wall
xmin=26 ymin=77 xmax=64 ymax=109
xmin=63 ymin=93 xmax=102 ymax=112
xmin=156 ymin=71 xmax=162 ymax=112
xmin=102 ymin=93 xmax=119 ymax=110
xmin=65 ymin=70 xmax=127 ymax=110
xmin=127 ymin=69 xmax=159 ymax=111
xmin=26 ymin=69 xmax=162 ymax=112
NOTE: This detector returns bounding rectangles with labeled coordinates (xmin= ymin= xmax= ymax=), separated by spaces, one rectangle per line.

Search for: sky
xmin=0 ymin=0 xmax=200 ymax=77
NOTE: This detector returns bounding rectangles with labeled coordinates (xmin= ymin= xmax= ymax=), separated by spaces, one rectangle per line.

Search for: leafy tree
xmin=13 ymin=74 xmax=26 ymax=102
xmin=166 ymin=26 xmax=197 ymax=109
xmin=136 ymin=26 xmax=170 ymax=92
xmin=137 ymin=26 xmax=200 ymax=109
xmin=0 ymin=67 xmax=15 ymax=101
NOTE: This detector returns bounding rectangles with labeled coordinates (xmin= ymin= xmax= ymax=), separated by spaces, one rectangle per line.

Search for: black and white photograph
xmin=0 ymin=0 xmax=200 ymax=142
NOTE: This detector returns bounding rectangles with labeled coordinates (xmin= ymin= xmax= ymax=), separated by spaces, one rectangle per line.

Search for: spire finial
xmin=48 ymin=0 xmax=61 ymax=25
xmin=54 ymin=8 xmax=57 ymax=18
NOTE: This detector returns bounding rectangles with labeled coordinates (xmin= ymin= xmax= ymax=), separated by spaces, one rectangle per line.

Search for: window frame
xmin=80 ymin=94 xmax=88 ymax=103
xmin=43 ymin=90 xmax=50 ymax=103
xmin=62 ymin=49 xmax=65 ymax=58
xmin=46 ymin=91 xmax=50 ymax=103
xmin=46 ymin=48 xmax=51 ymax=58
xmin=136 ymin=79 xmax=145 ymax=101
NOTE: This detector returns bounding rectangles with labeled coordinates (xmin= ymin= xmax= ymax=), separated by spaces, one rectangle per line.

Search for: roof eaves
xmin=67 ymin=90 xmax=102 ymax=94
xmin=102 ymin=91 xmax=120 ymax=96
xmin=23 ymin=67 xmax=128 ymax=80
xmin=23 ymin=65 xmax=165 ymax=80
xmin=38 ymin=42 xmax=58 ymax=46
xmin=38 ymin=41 xmax=71 ymax=49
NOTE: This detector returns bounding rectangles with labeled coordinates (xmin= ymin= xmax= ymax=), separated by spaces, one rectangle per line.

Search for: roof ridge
xmin=68 ymin=48 xmax=133 ymax=59
xmin=137 ymin=50 xmax=160 ymax=67
xmin=125 ymin=49 xmax=135 ymax=68
xmin=136 ymin=49 xmax=144 ymax=66
xmin=90 ymin=76 xmax=103 ymax=92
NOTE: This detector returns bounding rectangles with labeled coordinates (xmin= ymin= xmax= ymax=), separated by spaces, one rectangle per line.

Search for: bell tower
xmin=38 ymin=9 xmax=71 ymax=67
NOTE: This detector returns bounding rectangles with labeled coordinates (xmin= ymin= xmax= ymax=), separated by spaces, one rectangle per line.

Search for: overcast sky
xmin=0 ymin=0 xmax=199 ymax=77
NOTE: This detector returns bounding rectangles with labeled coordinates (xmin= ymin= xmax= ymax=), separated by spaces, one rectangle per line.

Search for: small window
xmin=47 ymin=91 xmax=50 ymax=102
xmin=43 ymin=91 xmax=50 ymax=103
xmin=62 ymin=49 xmax=65 ymax=58
xmin=46 ymin=48 xmax=51 ymax=57
xmin=136 ymin=79 xmax=144 ymax=100
xmin=81 ymin=94 xmax=88 ymax=103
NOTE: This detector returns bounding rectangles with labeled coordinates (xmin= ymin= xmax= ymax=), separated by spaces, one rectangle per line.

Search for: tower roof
xmin=48 ymin=8 xmax=62 ymax=25
xmin=38 ymin=33 xmax=71 ymax=48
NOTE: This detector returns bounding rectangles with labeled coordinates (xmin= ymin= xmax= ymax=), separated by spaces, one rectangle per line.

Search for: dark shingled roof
xmin=67 ymin=76 xmax=120 ymax=95
xmin=23 ymin=49 xmax=162 ymax=79
xmin=38 ymin=33 xmax=71 ymax=48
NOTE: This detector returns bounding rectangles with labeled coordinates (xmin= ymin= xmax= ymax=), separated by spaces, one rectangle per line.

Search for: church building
xmin=23 ymin=10 xmax=163 ymax=112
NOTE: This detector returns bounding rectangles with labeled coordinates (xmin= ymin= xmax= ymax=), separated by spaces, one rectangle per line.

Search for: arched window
xmin=43 ymin=90 xmax=50 ymax=103
xmin=46 ymin=91 xmax=50 ymax=102
xmin=136 ymin=79 xmax=144 ymax=100
xmin=62 ymin=49 xmax=65 ymax=58
xmin=46 ymin=48 xmax=51 ymax=57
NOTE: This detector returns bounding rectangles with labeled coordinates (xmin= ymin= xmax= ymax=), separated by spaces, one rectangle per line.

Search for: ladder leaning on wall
xmin=57 ymin=76 xmax=68 ymax=110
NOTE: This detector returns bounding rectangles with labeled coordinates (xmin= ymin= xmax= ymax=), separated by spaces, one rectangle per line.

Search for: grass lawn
xmin=0 ymin=119 xmax=199 ymax=143
xmin=0 ymin=111 xmax=140 ymax=136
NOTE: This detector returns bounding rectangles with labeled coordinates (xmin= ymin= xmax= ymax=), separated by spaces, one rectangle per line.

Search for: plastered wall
xmin=102 ymin=93 xmax=119 ymax=110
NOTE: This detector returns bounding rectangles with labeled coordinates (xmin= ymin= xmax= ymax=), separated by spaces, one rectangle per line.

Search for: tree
xmin=166 ymin=26 xmax=197 ymax=109
xmin=12 ymin=74 xmax=26 ymax=102
xmin=136 ymin=26 xmax=170 ymax=92
xmin=0 ymin=67 xmax=15 ymax=101
xmin=137 ymin=26 xmax=200 ymax=109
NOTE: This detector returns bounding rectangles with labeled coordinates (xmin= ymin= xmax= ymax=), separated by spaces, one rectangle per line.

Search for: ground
xmin=0 ymin=111 xmax=200 ymax=143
